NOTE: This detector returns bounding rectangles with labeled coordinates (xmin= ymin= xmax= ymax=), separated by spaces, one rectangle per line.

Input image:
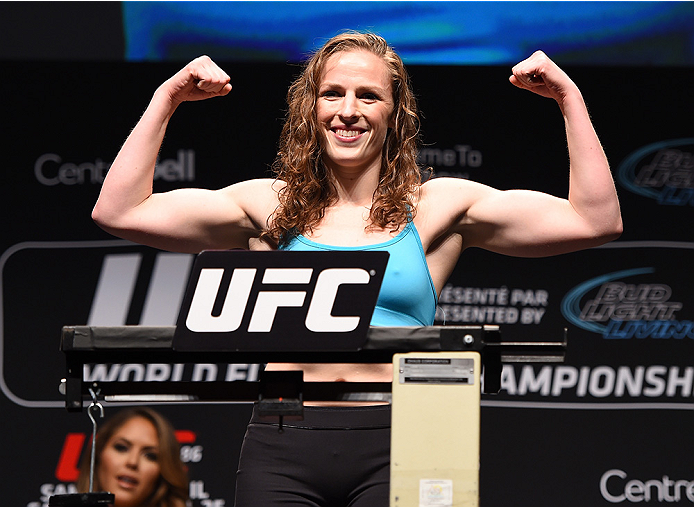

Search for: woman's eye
xmin=113 ymin=443 xmax=129 ymax=452
xmin=144 ymin=452 xmax=159 ymax=462
xmin=362 ymin=93 xmax=379 ymax=101
xmin=321 ymin=90 xmax=339 ymax=98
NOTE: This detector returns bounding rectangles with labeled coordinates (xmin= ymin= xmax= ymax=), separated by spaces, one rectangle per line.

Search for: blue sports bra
xmin=279 ymin=221 xmax=437 ymax=326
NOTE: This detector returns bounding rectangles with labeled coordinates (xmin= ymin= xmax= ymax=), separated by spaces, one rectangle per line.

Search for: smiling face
xmin=97 ymin=416 xmax=161 ymax=507
xmin=316 ymin=49 xmax=395 ymax=176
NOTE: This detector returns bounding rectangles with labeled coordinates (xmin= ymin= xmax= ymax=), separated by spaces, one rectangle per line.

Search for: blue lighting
xmin=122 ymin=1 xmax=694 ymax=65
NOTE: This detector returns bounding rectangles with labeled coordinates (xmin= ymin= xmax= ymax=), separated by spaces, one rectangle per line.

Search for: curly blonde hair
xmin=268 ymin=31 xmax=423 ymax=244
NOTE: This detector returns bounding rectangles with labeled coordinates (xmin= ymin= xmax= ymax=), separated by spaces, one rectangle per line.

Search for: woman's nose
xmin=125 ymin=451 xmax=139 ymax=469
xmin=338 ymin=93 xmax=359 ymax=121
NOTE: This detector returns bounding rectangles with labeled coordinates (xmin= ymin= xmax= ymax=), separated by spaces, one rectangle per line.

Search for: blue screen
xmin=122 ymin=1 xmax=694 ymax=65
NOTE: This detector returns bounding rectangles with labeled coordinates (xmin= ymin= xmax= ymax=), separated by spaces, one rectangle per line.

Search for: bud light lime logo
xmin=617 ymin=138 xmax=694 ymax=205
xmin=561 ymin=268 xmax=693 ymax=339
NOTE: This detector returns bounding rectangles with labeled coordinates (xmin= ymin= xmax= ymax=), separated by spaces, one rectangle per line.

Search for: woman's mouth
xmin=117 ymin=475 xmax=139 ymax=489
xmin=332 ymin=128 xmax=364 ymax=140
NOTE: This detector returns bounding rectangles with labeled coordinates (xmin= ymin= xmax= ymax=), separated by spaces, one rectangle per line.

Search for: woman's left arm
xmin=444 ymin=51 xmax=622 ymax=257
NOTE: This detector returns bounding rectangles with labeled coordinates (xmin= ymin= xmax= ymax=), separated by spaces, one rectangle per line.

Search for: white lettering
xmin=144 ymin=364 xmax=171 ymax=382
xmin=614 ymin=366 xmax=645 ymax=397
xmin=34 ymin=153 xmax=110 ymax=186
xmin=154 ymin=150 xmax=195 ymax=181
xmin=667 ymin=367 xmax=694 ymax=397
xmin=500 ymin=366 xmax=517 ymax=395
xmin=625 ymin=479 xmax=645 ymax=502
xmin=84 ymin=363 xmax=121 ymax=382
xmin=248 ymin=291 xmax=306 ymax=332
xmin=246 ymin=267 xmax=312 ymax=331
xmin=438 ymin=304 xmax=519 ymax=324
xmin=192 ymin=364 xmax=218 ymax=382
xmin=517 ymin=365 xmax=552 ymax=396
xmin=186 ymin=268 xmax=255 ymax=332
xmin=35 ymin=150 xmax=195 ymax=186
xmin=86 ymin=363 xmax=178 ymax=383
xmin=576 ymin=366 xmax=591 ymax=397
xmin=225 ymin=363 xmax=260 ymax=382
xmin=551 ymin=366 xmax=578 ymax=396
xmin=439 ymin=285 xmax=509 ymax=305
xmin=437 ymin=285 xmax=549 ymax=325
xmin=455 ymin=145 xmax=482 ymax=167
xmin=181 ymin=446 xmax=204 ymax=464
xmin=306 ymin=268 xmax=370 ymax=332
xmin=499 ymin=364 xmax=693 ymax=400
xmin=84 ymin=363 xmax=259 ymax=382
xmin=118 ymin=364 xmax=145 ymax=382
xmin=263 ymin=268 xmax=312 ymax=284
xmin=39 ymin=483 xmax=78 ymax=502
xmin=189 ymin=479 xmax=209 ymax=498
xmin=581 ymin=281 xmax=682 ymax=324
xmin=511 ymin=289 xmax=549 ymax=306
xmin=520 ymin=307 xmax=545 ymax=324
xmin=644 ymin=366 xmax=667 ymax=397
xmin=589 ymin=366 xmax=616 ymax=398
xmin=185 ymin=267 xmax=375 ymax=333
xmin=200 ymin=500 xmax=226 ymax=507
xmin=418 ymin=145 xmax=482 ymax=168
xmin=172 ymin=363 xmax=184 ymax=382
xmin=601 ymin=469 xmax=627 ymax=503
xmin=600 ymin=469 xmax=694 ymax=503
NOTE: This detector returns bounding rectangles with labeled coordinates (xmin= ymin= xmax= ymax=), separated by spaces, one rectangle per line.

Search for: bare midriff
xmin=264 ymin=362 xmax=392 ymax=406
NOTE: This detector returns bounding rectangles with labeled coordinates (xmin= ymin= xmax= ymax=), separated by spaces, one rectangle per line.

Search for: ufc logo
xmin=185 ymin=267 xmax=371 ymax=333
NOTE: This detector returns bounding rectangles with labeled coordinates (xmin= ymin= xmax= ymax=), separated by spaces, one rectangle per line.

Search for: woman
xmin=76 ymin=408 xmax=189 ymax=507
xmin=92 ymin=32 xmax=621 ymax=506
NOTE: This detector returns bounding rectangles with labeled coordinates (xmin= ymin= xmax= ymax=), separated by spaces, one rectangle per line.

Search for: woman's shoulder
xmin=420 ymin=175 xmax=485 ymax=192
xmin=224 ymin=177 xmax=286 ymax=192
xmin=220 ymin=178 xmax=285 ymax=205
xmin=415 ymin=176 xmax=500 ymax=239
xmin=418 ymin=176 xmax=490 ymax=208
xmin=214 ymin=178 xmax=284 ymax=229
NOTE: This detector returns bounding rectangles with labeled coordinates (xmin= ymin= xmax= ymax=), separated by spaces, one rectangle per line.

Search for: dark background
xmin=2 ymin=2 xmax=693 ymax=506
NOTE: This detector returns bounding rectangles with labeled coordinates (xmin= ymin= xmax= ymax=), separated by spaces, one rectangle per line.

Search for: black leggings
xmin=234 ymin=404 xmax=391 ymax=507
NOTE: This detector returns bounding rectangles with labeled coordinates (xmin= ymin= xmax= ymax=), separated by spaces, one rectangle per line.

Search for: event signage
xmin=173 ymin=250 xmax=388 ymax=351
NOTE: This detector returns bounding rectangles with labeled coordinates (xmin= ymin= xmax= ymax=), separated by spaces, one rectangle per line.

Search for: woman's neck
xmin=327 ymin=162 xmax=381 ymax=206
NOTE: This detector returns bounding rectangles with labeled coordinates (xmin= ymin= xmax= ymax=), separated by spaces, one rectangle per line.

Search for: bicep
xmin=97 ymin=180 xmax=276 ymax=253
xmin=460 ymin=188 xmax=600 ymax=256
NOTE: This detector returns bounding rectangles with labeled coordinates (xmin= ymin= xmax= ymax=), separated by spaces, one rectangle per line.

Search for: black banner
xmin=2 ymin=61 xmax=692 ymax=506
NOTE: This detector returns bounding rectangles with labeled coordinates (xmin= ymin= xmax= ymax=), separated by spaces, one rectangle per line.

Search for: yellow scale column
xmin=390 ymin=351 xmax=481 ymax=507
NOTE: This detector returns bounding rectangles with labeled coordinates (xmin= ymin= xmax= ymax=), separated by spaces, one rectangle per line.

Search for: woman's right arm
xmin=92 ymin=57 xmax=275 ymax=253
